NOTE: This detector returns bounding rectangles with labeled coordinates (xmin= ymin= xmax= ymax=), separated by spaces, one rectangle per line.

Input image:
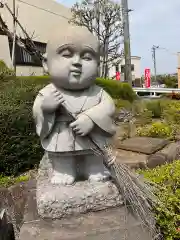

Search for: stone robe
xmin=33 ymin=83 xmax=116 ymax=155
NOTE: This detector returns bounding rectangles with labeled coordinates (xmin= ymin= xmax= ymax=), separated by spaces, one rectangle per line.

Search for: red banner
xmin=145 ymin=68 xmax=151 ymax=88
xmin=116 ymin=71 xmax=120 ymax=81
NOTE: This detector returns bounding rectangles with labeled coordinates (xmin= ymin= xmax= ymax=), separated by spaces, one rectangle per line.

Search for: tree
xmin=160 ymin=74 xmax=178 ymax=88
xmin=70 ymin=0 xmax=123 ymax=78
xmin=142 ymin=74 xmax=178 ymax=88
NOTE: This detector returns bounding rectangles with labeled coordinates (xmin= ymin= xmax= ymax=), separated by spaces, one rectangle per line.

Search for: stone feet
xmin=50 ymin=155 xmax=76 ymax=185
xmin=48 ymin=152 xmax=110 ymax=186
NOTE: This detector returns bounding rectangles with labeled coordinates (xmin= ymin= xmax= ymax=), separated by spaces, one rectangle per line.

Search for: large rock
xmin=115 ymin=148 xmax=147 ymax=169
xmin=147 ymin=142 xmax=180 ymax=168
xmin=0 ymin=182 xmax=32 ymax=239
xmin=114 ymin=138 xmax=179 ymax=170
xmin=117 ymin=137 xmax=169 ymax=154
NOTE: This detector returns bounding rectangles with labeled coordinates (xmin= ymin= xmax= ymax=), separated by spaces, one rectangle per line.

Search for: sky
xmin=56 ymin=0 xmax=180 ymax=75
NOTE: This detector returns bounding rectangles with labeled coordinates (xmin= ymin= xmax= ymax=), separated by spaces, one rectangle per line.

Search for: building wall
xmin=0 ymin=0 xmax=72 ymax=76
xmin=0 ymin=0 xmax=71 ymax=43
xmin=108 ymin=56 xmax=141 ymax=80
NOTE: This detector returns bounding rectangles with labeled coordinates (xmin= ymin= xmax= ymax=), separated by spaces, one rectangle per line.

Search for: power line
xmin=16 ymin=0 xmax=70 ymax=20
xmin=157 ymin=46 xmax=178 ymax=56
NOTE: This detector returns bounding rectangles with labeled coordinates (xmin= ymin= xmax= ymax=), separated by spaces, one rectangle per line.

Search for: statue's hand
xmin=41 ymin=90 xmax=64 ymax=113
xmin=70 ymin=114 xmax=94 ymax=136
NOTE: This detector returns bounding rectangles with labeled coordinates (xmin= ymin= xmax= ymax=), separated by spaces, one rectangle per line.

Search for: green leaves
xmin=0 ymin=174 xmax=30 ymax=188
xmin=96 ymin=78 xmax=137 ymax=101
xmin=139 ymin=161 xmax=180 ymax=240
xmin=137 ymin=122 xmax=174 ymax=139
xmin=0 ymin=76 xmax=47 ymax=176
xmin=0 ymin=60 xmax=15 ymax=81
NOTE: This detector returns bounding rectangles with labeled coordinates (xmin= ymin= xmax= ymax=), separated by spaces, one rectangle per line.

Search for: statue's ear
xmin=42 ymin=53 xmax=48 ymax=73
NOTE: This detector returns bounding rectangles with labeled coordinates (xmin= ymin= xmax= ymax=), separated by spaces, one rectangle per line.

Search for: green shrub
xmin=0 ymin=174 xmax=30 ymax=188
xmin=145 ymin=100 xmax=163 ymax=118
xmin=162 ymin=101 xmax=180 ymax=125
xmin=164 ymin=75 xmax=178 ymax=88
xmin=131 ymin=100 xmax=153 ymax=126
xmin=96 ymin=78 xmax=137 ymax=102
xmin=114 ymin=99 xmax=132 ymax=110
xmin=136 ymin=121 xmax=174 ymax=139
xmin=0 ymin=76 xmax=49 ymax=175
xmin=0 ymin=60 xmax=15 ymax=81
xmin=139 ymin=161 xmax=180 ymax=240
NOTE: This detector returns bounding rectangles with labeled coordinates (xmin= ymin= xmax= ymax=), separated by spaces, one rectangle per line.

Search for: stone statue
xmin=33 ymin=25 xmax=116 ymax=186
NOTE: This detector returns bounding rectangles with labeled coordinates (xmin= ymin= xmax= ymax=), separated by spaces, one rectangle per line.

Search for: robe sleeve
xmin=32 ymin=93 xmax=55 ymax=140
xmin=83 ymin=90 xmax=116 ymax=136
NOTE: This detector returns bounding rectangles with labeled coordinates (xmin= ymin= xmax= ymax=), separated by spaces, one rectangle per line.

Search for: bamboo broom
xmin=62 ymin=103 xmax=161 ymax=239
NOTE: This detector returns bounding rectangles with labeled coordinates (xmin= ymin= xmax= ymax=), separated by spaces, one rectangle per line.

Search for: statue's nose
xmin=72 ymin=55 xmax=82 ymax=67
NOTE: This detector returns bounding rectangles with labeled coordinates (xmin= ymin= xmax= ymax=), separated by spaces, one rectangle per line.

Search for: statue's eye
xmin=61 ymin=49 xmax=73 ymax=58
xmin=82 ymin=52 xmax=93 ymax=61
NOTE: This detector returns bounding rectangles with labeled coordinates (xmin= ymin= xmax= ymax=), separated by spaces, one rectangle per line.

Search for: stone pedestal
xmin=36 ymin=153 xmax=123 ymax=219
xmin=37 ymin=180 xmax=123 ymax=219
xmin=19 ymin=180 xmax=154 ymax=240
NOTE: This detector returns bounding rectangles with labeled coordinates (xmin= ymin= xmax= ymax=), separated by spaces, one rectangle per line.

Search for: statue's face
xmin=47 ymin=43 xmax=99 ymax=90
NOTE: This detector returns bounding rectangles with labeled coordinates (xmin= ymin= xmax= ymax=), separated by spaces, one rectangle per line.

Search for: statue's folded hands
xmin=69 ymin=114 xmax=94 ymax=136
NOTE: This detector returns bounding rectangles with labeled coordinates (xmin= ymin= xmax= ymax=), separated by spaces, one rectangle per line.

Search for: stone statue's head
xmin=43 ymin=25 xmax=100 ymax=90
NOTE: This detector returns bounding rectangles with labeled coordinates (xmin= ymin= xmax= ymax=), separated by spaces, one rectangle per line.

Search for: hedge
xmin=0 ymin=76 xmax=135 ymax=175
xmin=0 ymin=60 xmax=15 ymax=81
xmin=96 ymin=77 xmax=137 ymax=102
xmin=0 ymin=76 xmax=50 ymax=175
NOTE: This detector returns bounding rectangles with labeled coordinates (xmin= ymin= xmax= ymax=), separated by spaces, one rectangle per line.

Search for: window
xmin=8 ymin=39 xmax=46 ymax=66
xmin=121 ymin=64 xmax=135 ymax=73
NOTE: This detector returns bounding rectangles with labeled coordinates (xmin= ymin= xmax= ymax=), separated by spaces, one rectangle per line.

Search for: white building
xmin=108 ymin=56 xmax=141 ymax=81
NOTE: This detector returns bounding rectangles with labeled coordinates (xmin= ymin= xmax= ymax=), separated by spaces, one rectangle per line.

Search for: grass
xmin=0 ymin=174 xmax=30 ymax=188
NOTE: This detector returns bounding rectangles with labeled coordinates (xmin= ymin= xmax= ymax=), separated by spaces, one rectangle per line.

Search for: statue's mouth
xmin=70 ymin=69 xmax=82 ymax=75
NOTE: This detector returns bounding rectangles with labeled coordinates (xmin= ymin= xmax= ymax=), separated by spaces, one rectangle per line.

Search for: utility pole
xmin=152 ymin=45 xmax=159 ymax=82
xmin=121 ymin=0 xmax=132 ymax=86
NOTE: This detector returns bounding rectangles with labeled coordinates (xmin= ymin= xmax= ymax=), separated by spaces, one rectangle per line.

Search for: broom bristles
xmin=91 ymin=145 xmax=160 ymax=239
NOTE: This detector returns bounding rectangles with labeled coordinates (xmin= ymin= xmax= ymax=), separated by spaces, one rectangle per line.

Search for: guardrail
xmin=133 ymin=87 xmax=180 ymax=95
